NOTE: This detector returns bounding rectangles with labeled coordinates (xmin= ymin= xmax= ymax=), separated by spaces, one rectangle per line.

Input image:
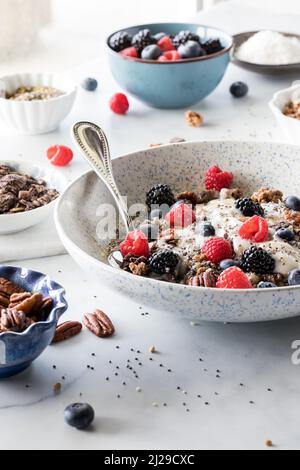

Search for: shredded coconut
xmin=236 ymin=31 xmax=300 ymax=65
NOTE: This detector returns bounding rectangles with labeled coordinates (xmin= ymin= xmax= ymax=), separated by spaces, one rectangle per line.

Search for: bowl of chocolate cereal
xmin=0 ymin=160 xmax=66 ymax=235
xmin=0 ymin=73 xmax=77 ymax=134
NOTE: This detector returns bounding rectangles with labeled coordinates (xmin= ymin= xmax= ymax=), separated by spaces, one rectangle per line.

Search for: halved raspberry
xmin=165 ymin=203 xmax=196 ymax=229
xmin=158 ymin=36 xmax=176 ymax=52
xmin=158 ymin=56 xmax=168 ymax=62
xmin=205 ymin=166 xmax=233 ymax=192
xmin=164 ymin=51 xmax=182 ymax=60
xmin=238 ymin=216 xmax=269 ymax=243
xmin=109 ymin=93 xmax=130 ymax=115
xmin=47 ymin=145 xmax=74 ymax=167
xmin=120 ymin=231 xmax=150 ymax=258
xmin=202 ymin=237 xmax=233 ymax=264
xmin=120 ymin=47 xmax=138 ymax=58
xmin=216 ymin=267 xmax=253 ymax=289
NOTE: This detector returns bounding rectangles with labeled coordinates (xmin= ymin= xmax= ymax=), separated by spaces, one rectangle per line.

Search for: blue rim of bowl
xmin=55 ymin=140 xmax=300 ymax=294
xmin=107 ymin=23 xmax=233 ymax=64
xmin=0 ymin=266 xmax=68 ymax=339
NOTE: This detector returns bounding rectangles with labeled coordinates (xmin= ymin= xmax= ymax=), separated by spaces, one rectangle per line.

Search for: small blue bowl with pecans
xmin=0 ymin=266 xmax=68 ymax=378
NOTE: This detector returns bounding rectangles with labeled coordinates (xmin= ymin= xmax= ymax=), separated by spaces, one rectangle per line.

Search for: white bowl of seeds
xmin=0 ymin=72 xmax=77 ymax=135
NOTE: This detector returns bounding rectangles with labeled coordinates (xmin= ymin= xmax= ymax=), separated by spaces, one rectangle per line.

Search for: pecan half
xmin=187 ymin=269 xmax=218 ymax=288
xmin=0 ymin=277 xmax=24 ymax=297
xmin=0 ymin=308 xmax=33 ymax=333
xmin=9 ymin=292 xmax=44 ymax=316
xmin=52 ymin=321 xmax=83 ymax=344
xmin=176 ymin=191 xmax=200 ymax=207
xmin=83 ymin=310 xmax=115 ymax=338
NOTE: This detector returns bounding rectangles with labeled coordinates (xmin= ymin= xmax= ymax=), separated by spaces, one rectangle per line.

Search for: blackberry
xmin=132 ymin=29 xmax=156 ymax=53
xmin=236 ymin=198 xmax=264 ymax=217
xmin=202 ymin=39 xmax=224 ymax=55
xmin=146 ymin=184 xmax=176 ymax=210
xmin=241 ymin=246 xmax=275 ymax=274
xmin=109 ymin=31 xmax=132 ymax=52
xmin=150 ymin=250 xmax=179 ymax=275
xmin=173 ymin=30 xmax=200 ymax=48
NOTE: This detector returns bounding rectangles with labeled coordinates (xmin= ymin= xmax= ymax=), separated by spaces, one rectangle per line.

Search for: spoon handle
xmin=72 ymin=121 xmax=132 ymax=233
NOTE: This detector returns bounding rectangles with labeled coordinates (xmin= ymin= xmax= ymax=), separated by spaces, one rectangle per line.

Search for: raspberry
xmin=47 ymin=145 xmax=73 ymax=167
xmin=202 ymin=238 xmax=233 ymax=264
xmin=216 ymin=267 xmax=253 ymax=289
xmin=238 ymin=216 xmax=269 ymax=243
xmin=159 ymin=51 xmax=182 ymax=61
xmin=110 ymin=93 xmax=130 ymax=115
xmin=157 ymin=36 xmax=175 ymax=52
xmin=205 ymin=166 xmax=233 ymax=192
xmin=120 ymin=47 xmax=138 ymax=58
xmin=120 ymin=231 xmax=150 ymax=258
xmin=165 ymin=203 xmax=196 ymax=229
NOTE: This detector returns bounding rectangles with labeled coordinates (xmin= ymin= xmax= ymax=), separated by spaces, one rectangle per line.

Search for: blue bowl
xmin=107 ymin=23 xmax=233 ymax=109
xmin=0 ymin=266 xmax=68 ymax=378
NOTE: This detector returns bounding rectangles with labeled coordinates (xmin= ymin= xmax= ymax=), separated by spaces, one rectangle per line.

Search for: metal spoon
xmin=72 ymin=121 xmax=133 ymax=233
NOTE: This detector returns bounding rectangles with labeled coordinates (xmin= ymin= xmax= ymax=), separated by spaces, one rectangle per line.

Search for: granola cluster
xmin=283 ymin=100 xmax=300 ymax=120
xmin=251 ymin=187 xmax=283 ymax=204
xmin=6 ymin=86 xmax=65 ymax=102
xmin=185 ymin=111 xmax=204 ymax=128
xmin=0 ymin=278 xmax=53 ymax=333
xmin=0 ymin=164 xmax=59 ymax=214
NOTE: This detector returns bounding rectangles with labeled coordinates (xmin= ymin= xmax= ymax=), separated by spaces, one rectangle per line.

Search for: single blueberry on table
xmin=178 ymin=41 xmax=204 ymax=59
xmin=276 ymin=228 xmax=295 ymax=242
xmin=230 ymin=82 xmax=249 ymax=98
xmin=64 ymin=403 xmax=95 ymax=430
xmin=284 ymin=196 xmax=300 ymax=212
xmin=288 ymin=269 xmax=300 ymax=286
xmin=81 ymin=78 xmax=98 ymax=92
xmin=220 ymin=259 xmax=241 ymax=271
xmin=141 ymin=45 xmax=162 ymax=60
xmin=258 ymin=282 xmax=277 ymax=289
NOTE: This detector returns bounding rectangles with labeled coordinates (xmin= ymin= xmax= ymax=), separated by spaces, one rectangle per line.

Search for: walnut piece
xmin=220 ymin=188 xmax=243 ymax=200
xmin=251 ymin=187 xmax=283 ymax=204
xmin=129 ymin=262 xmax=148 ymax=276
xmin=185 ymin=111 xmax=204 ymax=128
xmin=284 ymin=209 xmax=300 ymax=226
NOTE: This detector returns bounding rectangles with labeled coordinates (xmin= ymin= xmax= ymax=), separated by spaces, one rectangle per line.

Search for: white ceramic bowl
xmin=0 ymin=160 xmax=66 ymax=235
xmin=55 ymin=141 xmax=300 ymax=323
xmin=269 ymin=81 xmax=300 ymax=145
xmin=0 ymin=73 xmax=77 ymax=135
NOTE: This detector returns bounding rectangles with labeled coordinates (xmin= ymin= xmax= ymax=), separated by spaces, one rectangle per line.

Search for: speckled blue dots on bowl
xmin=0 ymin=266 xmax=68 ymax=379
xmin=107 ymin=23 xmax=233 ymax=109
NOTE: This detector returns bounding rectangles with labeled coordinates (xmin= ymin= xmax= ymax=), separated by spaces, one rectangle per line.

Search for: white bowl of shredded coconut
xmin=233 ymin=31 xmax=300 ymax=74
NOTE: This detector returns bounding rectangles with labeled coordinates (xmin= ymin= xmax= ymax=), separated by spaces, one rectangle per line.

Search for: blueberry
xmin=258 ymin=282 xmax=277 ymax=289
xmin=141 ymin=45 xmax=162 ymax=60
xmin=288 ymin=269 xmax=300 ymax=286
xmin=276 ymin=228 xmax=295 ymax=242
xmin=284 ymin=196 xmax=300 ymax=212
xmin=154 ymin=32 xmax=166 ymax=42
xmin=220 ymin=259 xmax=241 ymax=271
xmin=81 ymin=78 xmax=98 ymax=92
xmin=230 ymin=82 xmax=249 ymax=98
xmin=139 ymin=223 xmax=159 ymax=241
xmin=64 ymin=403 xmax=95 ymax=430
xmin=197 ymin=223 xmax=216 ymax=237
xmin=178 ymin=41 xmax=204 ymax=59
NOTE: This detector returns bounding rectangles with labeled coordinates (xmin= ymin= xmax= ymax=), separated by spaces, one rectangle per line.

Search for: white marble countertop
xmin=0 ymin=3 xmax=300 ymax=451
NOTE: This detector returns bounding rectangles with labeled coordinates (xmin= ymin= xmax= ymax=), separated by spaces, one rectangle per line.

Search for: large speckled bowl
xmin=55 ymin=141 xmax=300 ymax=323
